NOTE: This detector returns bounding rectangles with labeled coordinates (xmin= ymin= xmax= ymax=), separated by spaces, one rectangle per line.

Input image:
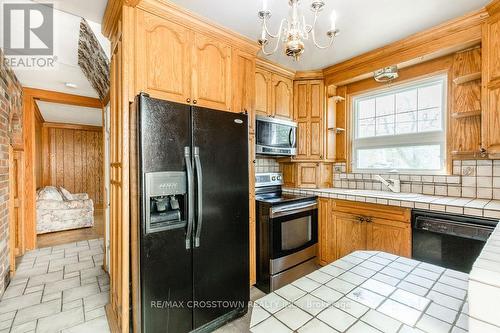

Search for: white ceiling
xmin=2 ymin=2 xmax=110 ymax=98
xmin=169 ymin=0 xmax=490 ymax=71
xmin=36 ymin=101 xmax=103 ymax=126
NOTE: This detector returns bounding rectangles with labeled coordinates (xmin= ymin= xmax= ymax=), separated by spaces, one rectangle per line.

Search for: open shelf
xmin=451 ymin=110 xmax=481 ymax=119
xmin=453 ymin=72 xmax=481 ymax=85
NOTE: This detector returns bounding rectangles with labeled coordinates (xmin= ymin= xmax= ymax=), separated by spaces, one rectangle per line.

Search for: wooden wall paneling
xmin=34 ymin=105 xmax=44 ymax=190
xmin=42 ymin=125 xmax=104 ymax=207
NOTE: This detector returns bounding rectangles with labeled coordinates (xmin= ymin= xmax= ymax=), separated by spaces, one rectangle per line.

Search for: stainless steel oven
xmin=255 ymin=116 xmax=297 ymax=156
xmin=255 ymin=173 xmax=318 ymax=293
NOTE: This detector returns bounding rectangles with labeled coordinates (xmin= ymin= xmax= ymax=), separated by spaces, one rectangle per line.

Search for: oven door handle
xmin=270 ymin=202 xmax=317 ymax=218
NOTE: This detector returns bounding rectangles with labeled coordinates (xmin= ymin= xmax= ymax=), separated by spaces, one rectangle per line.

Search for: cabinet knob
xmin=193 ymin=99 xmax=198 ymax=105
xmin=186 ymin=98 xmax=191 ymax=103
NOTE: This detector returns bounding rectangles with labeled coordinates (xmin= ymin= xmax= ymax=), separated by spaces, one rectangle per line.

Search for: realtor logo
xmin=3 ymin=3 xmax=53 ymax=56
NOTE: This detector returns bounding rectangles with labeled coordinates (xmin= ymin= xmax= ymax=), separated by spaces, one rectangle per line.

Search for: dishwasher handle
xmin=414 ymin=216 xmax=494 ymax=242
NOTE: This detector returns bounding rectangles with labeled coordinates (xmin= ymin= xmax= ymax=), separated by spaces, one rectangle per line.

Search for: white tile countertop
xmin=468 ymin=223 xmax=500 ymax=332
xmin=283 ymin=187 xmax=500 ymax=219
xmin=251 ymin=251 xmax=470 ymax=333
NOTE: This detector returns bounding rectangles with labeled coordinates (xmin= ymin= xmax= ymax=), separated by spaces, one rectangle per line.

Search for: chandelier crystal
xmin=257 ymin=0 xmax=340 ymax=61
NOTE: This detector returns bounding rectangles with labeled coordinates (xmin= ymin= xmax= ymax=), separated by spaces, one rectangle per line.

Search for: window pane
xmin=418 ymin=84 xmax=442 ymax=109
xmin=418 ymin=107 xmax=441 ymax=132
xmin=358 ymin=99 xmax=375 ymax=119
xmin=395 ymin=111 xmax=417 ymax=134
xmin=376 ymin=115 xmax=394 ymax=136
xmin=396 ymin=90 xmax=417 ymax=113
xmin=358 ymin=118 xmax=375 ymax=138
xmin=356 ymin=145 xmax=442 ymax=170
xmin=376 ymin=95 xmax=394 ymax=117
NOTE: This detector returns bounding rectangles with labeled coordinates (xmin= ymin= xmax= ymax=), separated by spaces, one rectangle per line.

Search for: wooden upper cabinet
xmin=271 ymin=74 xmax=293 ymax=120
xmin=255 ymin=67 xmax=293 ymax=120
xmin=232 ymin=50 xmax=256 ymax=131
xmin=255 ymin=68 xmax=272 ymax=117
xmin=136 ymin=10 xmax=192 ymax=104
xmin=482 ymin=10 xmax=500 ymax=154
xmin=294 ymin=80 xmax=325 ymax=160
xmin=192 ymin=33 xmax=232 ymax=111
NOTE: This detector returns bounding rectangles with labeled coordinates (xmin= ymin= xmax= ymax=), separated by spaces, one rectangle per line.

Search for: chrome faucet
xmin=374 ymin=175 xmax=401 ymax=193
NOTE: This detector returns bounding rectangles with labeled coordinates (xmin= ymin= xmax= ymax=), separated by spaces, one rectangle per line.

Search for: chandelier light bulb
xmin=330 ymin=11 xmax=337 ymax=31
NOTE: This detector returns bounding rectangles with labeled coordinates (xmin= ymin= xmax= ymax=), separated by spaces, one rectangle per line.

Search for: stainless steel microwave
xmin=255 ymin=116 xmax=297 ymax=156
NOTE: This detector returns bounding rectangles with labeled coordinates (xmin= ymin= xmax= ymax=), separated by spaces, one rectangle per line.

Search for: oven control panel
xmin=256 ymin=172 xmax=283 ymax=187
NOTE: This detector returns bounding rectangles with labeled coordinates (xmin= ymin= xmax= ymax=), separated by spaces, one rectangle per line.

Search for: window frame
xmin=351 ymin=75 xmax=448 ymax=175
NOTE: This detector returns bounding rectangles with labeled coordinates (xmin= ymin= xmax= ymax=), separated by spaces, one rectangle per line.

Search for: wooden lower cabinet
xmin=335 ymin=212 xmax=367 ymax=259
xmin=318 ymin=199 xmax=412 ymax=265
xmin=318 ymin=198 xmax=335 ymax=266
xmin=367 ymin=218 xmax=411 ymax=257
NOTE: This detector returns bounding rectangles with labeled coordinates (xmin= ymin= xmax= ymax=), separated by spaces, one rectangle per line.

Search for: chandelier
xmin=257 ymin=0 xmax=340 ymax=60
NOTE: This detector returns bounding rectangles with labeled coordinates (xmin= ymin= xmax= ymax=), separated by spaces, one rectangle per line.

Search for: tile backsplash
xmin=333 ymin=160 xmax=500 ymax=200
xmin=255 ymin=157 xmax=279 ymax=173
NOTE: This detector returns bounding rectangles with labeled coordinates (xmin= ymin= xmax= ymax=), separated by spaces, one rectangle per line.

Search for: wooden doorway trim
xmin=8 ymin=146 xmax=24 ymax=275
xmin=22 ymin=88 xmax=103 ymax=250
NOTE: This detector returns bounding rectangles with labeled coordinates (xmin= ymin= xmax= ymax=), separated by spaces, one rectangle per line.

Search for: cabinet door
xmin=192 ymin=32 xmax=232 ymax=111
xmin=296 ymin=163 xmax=318 ymax=188
xmin=309 ymin=81 xmax=324 ymax=159
xmin=136 ymin=11 xmax=192 ymax=104
xmin=483 ymin=17 xmax=500 ymax=153
xmin=319 ymin=198 xmax=336 ymax=265
xmin=272 ymin=74 xmax=293 ymax=120
xmin=335 ymin=212 xmax=367 ymax=258
xmin=293 ymin=80 xmax=324 ymax=159
xmin=255 ymin=68 xmax=272 ymax=117
xmin=367 ymin=218 xmax=411 ymax=257
xmin=232 ymin=50 xmax=256 ymax=131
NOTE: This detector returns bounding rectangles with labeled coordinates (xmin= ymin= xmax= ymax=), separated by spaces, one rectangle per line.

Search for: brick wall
xmin=0 ymin=48 xmax=23 ymax=295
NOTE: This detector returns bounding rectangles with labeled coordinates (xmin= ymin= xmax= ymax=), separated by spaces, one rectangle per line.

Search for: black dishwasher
xmin=412 ymin=210 xmax=498 ymax=273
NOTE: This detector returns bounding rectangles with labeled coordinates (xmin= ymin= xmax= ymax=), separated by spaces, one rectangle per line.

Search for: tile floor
xmin=213 ymin=288 xmax=265 ymax=333
xmin=0 ymin=238 xmax=110 ymax=333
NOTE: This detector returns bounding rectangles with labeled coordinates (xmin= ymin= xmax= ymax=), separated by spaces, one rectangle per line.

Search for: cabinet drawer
xmin=332 ymin=200 xmax=411 ymax=223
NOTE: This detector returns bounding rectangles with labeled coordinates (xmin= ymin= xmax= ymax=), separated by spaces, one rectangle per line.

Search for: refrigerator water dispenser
xmin=145 ymin=171 xmax=187 ymax=234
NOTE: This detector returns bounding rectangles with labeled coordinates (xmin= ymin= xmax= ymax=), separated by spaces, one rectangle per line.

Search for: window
xmin=352 ymin=76 xmax=447 ymax=174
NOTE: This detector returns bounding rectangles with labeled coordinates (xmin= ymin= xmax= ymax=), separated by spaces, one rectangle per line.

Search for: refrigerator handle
xmin=184 ymin=147 xmax=194 ymax=249
xmin=194 ymin=147 xmax=203 ymax=248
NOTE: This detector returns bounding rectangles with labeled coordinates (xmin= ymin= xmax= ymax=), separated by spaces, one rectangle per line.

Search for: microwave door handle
xmin=289 ymin=128 xmax=296 ymax=148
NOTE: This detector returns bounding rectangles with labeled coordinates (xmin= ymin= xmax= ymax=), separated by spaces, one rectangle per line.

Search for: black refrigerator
xmin=133 ymin=93 xmax=249 ymax=333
